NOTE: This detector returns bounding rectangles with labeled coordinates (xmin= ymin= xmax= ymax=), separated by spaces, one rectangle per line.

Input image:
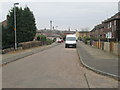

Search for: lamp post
xmin=14 ymin=3 xmax=19 ymax=50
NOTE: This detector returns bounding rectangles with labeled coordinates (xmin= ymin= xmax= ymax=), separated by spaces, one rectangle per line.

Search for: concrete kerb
xmin=76 ymin=46 xmax=120 ymax=81
xmin=2 ymin=43 xmax=60 ymax=66
xmin=2 ymin=52 xmax=33 ymax=65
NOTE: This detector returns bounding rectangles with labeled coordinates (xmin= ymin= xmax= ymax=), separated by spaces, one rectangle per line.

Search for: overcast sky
xmin=0 ymin=1 xmax=119 ymax=31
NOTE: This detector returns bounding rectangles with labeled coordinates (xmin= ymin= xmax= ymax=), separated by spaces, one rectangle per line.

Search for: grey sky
xmin=0 ymin=2 xmax=118 ymax=31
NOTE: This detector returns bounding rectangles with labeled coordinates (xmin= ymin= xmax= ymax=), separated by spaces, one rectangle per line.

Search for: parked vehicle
xmin=56 ymin=38 xmax=63 ymax=43
xmin=65 ymin=34 xmax=77 ymax=48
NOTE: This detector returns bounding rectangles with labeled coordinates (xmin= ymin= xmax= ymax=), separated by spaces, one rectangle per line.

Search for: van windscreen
xmin=66 ymin=37 xmax=76 ymax=41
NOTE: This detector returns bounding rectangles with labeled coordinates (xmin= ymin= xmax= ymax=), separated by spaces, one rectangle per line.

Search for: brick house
xmin=90 ymin=12 xmax=120 ymax=42
xmin=79 ymin=31 xmax=90 ymax=38
xmin=90 ymin=23 xmax=104 ymax=39
xmin=0 ymin=20 xmax=7 ymax=30
xmin=0 ymin=15 xmax=9 ymax=28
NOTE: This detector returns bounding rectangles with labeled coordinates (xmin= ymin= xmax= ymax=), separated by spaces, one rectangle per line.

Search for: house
xmin=1 ymin=15 xmax=9 ymax=28
xmin=90 ymin=12 xmax=120 ymax=42
xmin=90 ymin=23 xmax=104 ymax=39
xmin=36 ymin=30 xmax=61 ymax=40
xmin=79 ymin=31 xmax=90 ymax=38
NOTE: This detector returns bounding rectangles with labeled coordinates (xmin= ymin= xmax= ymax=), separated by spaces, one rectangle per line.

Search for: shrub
xmin=46 ymin=38 xmax=53 ymax=45
xmin=37 ymin=36 xmax=40 ymax=41
xmin=37 ymin=35 xmax=46 ymax=42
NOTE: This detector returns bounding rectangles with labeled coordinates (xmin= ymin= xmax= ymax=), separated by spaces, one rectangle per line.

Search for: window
xmin=108 ymin=23 xmax=109 ymax=28
xmin=114 ymin=20 xmax=116 ymax=25
xmin=66 ymin=37 xmax=76 ymax=41
xmin=110 ymin=22 xmax=112 ymax=28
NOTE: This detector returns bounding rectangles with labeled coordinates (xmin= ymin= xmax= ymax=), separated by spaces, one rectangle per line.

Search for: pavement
xmin=77 ymin=41 xmax=120 ymax=80
xmin=1 ymin=42 xmax=60 ymax=65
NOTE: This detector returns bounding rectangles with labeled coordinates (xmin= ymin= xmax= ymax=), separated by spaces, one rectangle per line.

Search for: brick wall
xmin=91 ymin=41 xmax=119 ymax=56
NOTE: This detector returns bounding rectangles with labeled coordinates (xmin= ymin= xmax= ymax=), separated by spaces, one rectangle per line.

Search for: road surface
xmin=2 ymin=43 xmax=118 ymax=88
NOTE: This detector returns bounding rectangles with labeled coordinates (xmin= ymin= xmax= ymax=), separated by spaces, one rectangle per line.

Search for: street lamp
xmin=14 ymin=3 xmax=19 ymax=50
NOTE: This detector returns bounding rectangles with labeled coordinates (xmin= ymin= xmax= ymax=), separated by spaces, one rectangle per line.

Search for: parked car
xmin=56 ymin=38 xmax=63 ymax=43
xmin=65 ymin=34 xmax=77 ymax=48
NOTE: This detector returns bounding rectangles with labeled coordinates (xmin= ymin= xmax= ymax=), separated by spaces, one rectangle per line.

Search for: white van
xmin=65 ymin=34 xmax=77 ymax=48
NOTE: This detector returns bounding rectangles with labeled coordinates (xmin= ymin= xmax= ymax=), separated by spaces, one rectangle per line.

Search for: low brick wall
xmin=19 ymin=41 xmax=42 ymax=49
xmin=104 ymin=42 xmax=110 ymax=52
xmin=2 ymin=41 xmax=42 ymax=54
xmin=91 ymin=41 xmax=119 ymax=56
xmin=112 ymin=43 xmax=120 ymax=56
xmin=2 ymin=47 xmax=22 ymax=54
xmin=2 ymin=48 xmax=14 ymax=54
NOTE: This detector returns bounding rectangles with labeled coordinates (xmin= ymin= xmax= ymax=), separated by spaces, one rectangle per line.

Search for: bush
xmin=37 ymin=35 xmax=53 ymax=45
xmin=53 ymin=38 xmax=56 ymax=42
xmin=37 ymin=36 xmax=40 ymax=41
xmin=83 ymin=37 xmax=90 ymax=44
xmin=37 ymin=35 xmax=46 ymax=42
xmin=84 ymin=37 xmax=91 ymax=41
xmin=78 ymin=37 xmax=81 ymax=41
xmin=46 ymin=38 xmax=53 ymax=45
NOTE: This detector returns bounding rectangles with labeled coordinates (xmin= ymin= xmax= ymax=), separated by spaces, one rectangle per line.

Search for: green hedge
xmin=37 ymin=35 xmax=46 ymax=42
xmin=46 ymin=38 xmax=53 ymax=45
xmin=37 ymin=35 xmax=53 ymax=45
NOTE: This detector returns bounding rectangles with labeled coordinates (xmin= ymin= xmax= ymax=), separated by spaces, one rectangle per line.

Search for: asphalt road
xmin=2 ymin=43 xmax=118 ymax=88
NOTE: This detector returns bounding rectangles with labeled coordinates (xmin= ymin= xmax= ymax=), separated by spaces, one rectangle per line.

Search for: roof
xmin=103 ymin=12 xmax=120 ymax=23
xmin=79 ymin=31 xmax=90 ymax=33
xmin=0 ymin=20 xmax=7 ymax=27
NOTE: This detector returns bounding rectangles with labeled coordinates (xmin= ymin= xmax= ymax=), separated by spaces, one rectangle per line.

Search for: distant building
xmin=62 ymin=31 xmax=75 ymax=35
xmin=0 ymin=20 xmax=7 ymax=28
xmin=0 ymin=15 xmax=9 ymax=29
xmin=79 ymin=31 xmax=90 ymax=38
xmin=75 ymin=32 xmax=80 ymax=38
xmin=36 ymin=30 xmax=62 ymax=40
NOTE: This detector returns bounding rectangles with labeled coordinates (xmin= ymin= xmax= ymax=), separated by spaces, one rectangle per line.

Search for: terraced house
xmin=90 ymin=12 xmax=120 ymax=42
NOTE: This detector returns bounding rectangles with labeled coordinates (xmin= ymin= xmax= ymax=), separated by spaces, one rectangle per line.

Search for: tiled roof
xmin=103 ymin=12 xmax=120 ymax=22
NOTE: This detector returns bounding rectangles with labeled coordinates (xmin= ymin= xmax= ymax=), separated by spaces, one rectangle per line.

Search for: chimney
xmin=6 ymin=15 xmax=9 ymax=20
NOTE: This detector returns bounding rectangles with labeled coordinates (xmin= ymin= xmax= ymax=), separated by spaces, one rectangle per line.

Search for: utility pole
xmin=50 ymin=20 xmax=52 ymax=30
xmin=14 ymin=3 xmax=19 ymax=50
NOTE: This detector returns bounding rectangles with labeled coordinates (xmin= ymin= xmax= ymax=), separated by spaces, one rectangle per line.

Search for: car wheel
xmin=65 ymin=45 xmax=67 ymax=48
xmin=74 ymin=45 xmax=76 ymax=48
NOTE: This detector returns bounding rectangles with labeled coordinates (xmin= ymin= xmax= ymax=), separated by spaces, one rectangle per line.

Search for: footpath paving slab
xmin=77 ymin=41 xmax=119 ymax=80
xmin=1 ymin=43 xmax=60 ymax=65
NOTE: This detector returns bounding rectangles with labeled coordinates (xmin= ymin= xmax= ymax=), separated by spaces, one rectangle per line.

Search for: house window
xmin=110 ymin=22 xmax=112 ymax=28
xmin=108 ymin=23 xmax=109 ymax=28
xmin=114 ymin=20 xmax=116 ymax=26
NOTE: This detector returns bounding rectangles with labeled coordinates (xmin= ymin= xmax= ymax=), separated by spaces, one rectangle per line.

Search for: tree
xmin=2 ymin=6 xmax=37 ymax=49
xmin=16 ymin=6 xmax=37 ymax=43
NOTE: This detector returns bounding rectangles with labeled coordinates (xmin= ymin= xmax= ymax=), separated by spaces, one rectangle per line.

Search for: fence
xmin=90 ymin=41 xmax=120 ymax=56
